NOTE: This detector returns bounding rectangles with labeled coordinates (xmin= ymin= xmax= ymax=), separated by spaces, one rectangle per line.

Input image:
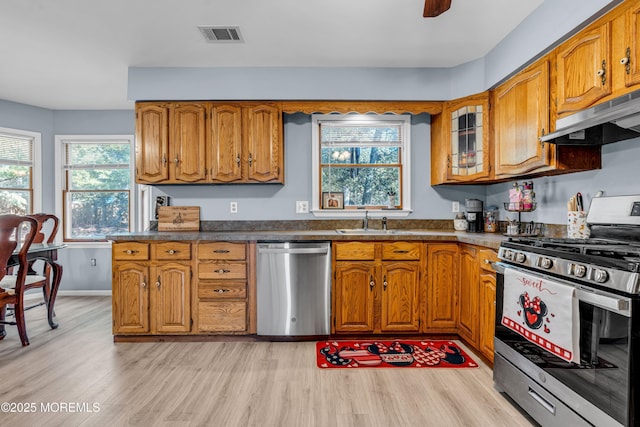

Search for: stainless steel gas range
xmin=493 ymin=195 xmax=640 ymax=427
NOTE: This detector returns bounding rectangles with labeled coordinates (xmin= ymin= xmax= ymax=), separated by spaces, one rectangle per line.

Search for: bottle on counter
xmin=522 ymin=181 xmax=534 ymax=211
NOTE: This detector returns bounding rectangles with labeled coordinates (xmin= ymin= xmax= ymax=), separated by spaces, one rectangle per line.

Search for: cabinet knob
xmin=597 ymin=60 xmax=606 ymax=85
xmin=166 ymin=249 xmax=176 ymax=254
xmin=174 ymin=156 xmax=180 ymax=165
xmin=156 ymin=276 xmax=161 ymax=288
xmin=216 ymin=269 xmax=231 ymax=274
xmin=125 ymin=249 xmax=138 ymax=255
xmin=621 ymin=47 xmax=631 ymax=74
xmin=236 ymin=154 xmax=241 ymax=168
xmin=369 ymin=276 xmax=375 ymax=291
xmin=214 ymin=288 xmax=230 ymax=293
xmin=213 ymin=249 xmax=230 ymax=253
xmin=383 ymin=275 xmax=388 ymax=290
xmin=162 ymin=153 xmax=167 ymax=166
xmin=248 ymin=153 xmax=253 ymax=167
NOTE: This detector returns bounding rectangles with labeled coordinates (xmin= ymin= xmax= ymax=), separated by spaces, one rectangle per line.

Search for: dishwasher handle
xmin=257 ymin=246 xmax=330 ymax=255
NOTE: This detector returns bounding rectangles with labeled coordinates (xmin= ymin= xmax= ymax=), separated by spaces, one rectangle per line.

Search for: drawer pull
xmin=216 ymin=269 xmax=231 ymax=274
xmin=393 ymin=250 xmax=409 ymax=254
xmin=213 ymin=288 xmax=230 ymax=293
xmin=166 ymin=249 xmax=178 ymax=254
xmin=213 ymin=249 xmax=230 ymax=253
xmin=125 ymin=249 xmax=139 ymax=255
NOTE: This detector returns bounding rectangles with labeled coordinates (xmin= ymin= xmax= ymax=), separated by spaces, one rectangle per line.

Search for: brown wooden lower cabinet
xmin=478 ymin=248 xmax=499 ymax=363
xmin=333 ymin=241 xmax=424 ymax=334
xmin=112 ymin=241 xmax=192 ymax=335
xmin=425 ymin=243 xmax=459 ymax=333
xmin=458 ymin=245 xmax=480 ymax=347
xmin=112 ymin=240 xmax=255 ymax=337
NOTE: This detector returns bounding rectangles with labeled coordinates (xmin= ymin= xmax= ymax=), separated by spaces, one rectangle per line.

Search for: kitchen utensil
xmin=576 ymin=192 xmax=584 ymax=211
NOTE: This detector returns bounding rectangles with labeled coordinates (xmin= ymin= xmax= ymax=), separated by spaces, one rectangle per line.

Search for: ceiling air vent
xmin=198 ymin=26 xmax=244 ymax=43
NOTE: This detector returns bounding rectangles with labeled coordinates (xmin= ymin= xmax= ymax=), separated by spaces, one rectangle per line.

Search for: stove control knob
xmin=515 ymin=252 xmax=526 ymax=263
xmin=502 ymin=250 xmax=513 ymax=261
xmin=539 ymin=257 xmax=553 ymax=269
xmin=593 ymin=269 xmax=609 ymax=283
xmin=573 ymin=264 xmax=587 ymax=278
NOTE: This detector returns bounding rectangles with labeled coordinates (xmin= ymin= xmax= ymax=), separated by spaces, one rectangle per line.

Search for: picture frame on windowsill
xmin=322 ymin=192 xmax=344 ymax=209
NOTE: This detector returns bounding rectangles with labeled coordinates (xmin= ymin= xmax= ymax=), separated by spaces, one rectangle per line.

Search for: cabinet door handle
xmin=596 ymin=59 xmax=606 ymax=85
xmin=236 ymin=154 xmax=241 ymax=168
xmin=214 ymin=288 xmax=231 ymax=293
xmin=162 ymin=153 xmax=167 ymax=166
xmin=621 ymin=47 xmax=631 ymax=74
xmin=383 ymin=275 xmax=388 ymax=290
xmin=213 ymin=249 xmax=230 ymax=253
xmin=156 ymin=276 xmax=161 ymax=288
xmin=369 ymin=276 xmax=375 ymax=291
xmin=216 ymin=269 xmax=231 ymax=274
xmin=174 ymin=155 xmax=180 ymax=165
xmin=248 ymin=153 xmax=253 ymax=167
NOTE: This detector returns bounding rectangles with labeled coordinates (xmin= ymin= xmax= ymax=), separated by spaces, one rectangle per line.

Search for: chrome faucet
xmin=382 ymin=216 xmax=387 ymax=231
xmin=363 ymin=210 xmax=369 ymax=230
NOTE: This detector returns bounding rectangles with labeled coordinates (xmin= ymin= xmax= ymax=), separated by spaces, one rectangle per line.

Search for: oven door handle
xmin=576 ymin=288 xmax=631 ymax=316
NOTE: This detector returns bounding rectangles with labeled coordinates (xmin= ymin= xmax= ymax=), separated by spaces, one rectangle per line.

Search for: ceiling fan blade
xmin=423 ymin=0 xmax=452 ymax=17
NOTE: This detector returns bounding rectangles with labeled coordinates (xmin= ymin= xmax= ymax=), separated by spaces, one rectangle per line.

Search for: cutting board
xmin=158 ymin=206 xmax=200 ymax=231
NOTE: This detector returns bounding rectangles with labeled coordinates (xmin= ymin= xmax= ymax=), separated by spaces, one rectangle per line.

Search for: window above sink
xmin=311 ymin=114 xmax=412 ymax=218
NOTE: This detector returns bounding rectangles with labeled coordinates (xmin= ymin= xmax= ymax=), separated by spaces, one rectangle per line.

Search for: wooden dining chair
xmin=0 ymin=214 xmax=42 ymax=346
xmin=25 ymin=213 xmax=60 ymax=306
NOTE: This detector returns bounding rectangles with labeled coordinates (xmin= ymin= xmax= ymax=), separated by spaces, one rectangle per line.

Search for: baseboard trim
xmin=23 ymin=290 xmax=112 ymax=300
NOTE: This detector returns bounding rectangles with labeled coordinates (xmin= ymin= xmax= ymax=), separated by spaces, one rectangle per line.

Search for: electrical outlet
xmin=91 ymin=258 xmax=96 ymax=267
xmin=452 ymin=201 xmax=460 ymax=212
xmin=296 ymin=201 xmax=309 ymax=214
xmin=230 ymin=201 xmax=238 ymax=213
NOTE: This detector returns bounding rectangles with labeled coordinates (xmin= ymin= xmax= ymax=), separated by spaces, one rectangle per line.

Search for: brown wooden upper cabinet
xmin=556 ymin=0 xmax=640 ymax=115
xmin=431 ymin=93 xmax=491 ymax=184
xmin=493 ymin=60 xmax=551 ymax=177
xmin=135 ymin=102 xmax=207 ymax=184
xmin=135 ymin=101 xmax=284 ymax=184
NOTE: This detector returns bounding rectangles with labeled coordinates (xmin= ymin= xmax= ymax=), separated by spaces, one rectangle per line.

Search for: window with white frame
xmin=312 ymin=114 xmax=411 ymax=214
xmin=0 ymin=127 xmax=41 ymax=215
xmin=57 ymin=135 xmax=134 ymax=241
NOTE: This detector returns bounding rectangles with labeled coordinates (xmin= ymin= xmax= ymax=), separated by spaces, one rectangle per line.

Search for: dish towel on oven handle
xmin=501 ymin=267 xmax=580 ymax=363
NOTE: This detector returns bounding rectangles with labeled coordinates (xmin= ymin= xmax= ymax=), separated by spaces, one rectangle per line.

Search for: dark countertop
xmin=106 ymin=229 xmax=508 ymax=250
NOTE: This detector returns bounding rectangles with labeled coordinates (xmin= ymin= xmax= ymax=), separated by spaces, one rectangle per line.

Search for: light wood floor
xmin=0 ymin=297 xmax=536 ymax=426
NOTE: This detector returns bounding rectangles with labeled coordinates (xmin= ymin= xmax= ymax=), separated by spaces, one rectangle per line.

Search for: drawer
xmin=198 ymin=301 xmax=247 ymax=332
xmin=382 ymin=242 xmax=422 ymax=260
xmin=113 ymin=242 xmax=149 ymax=261
xmin=198 ymin=262 xmax=246 ymax=280
xmin=198 ymin=281 xmax=247 ymax=299
xmin=152 ymin=242 xmax=192 ymax=260
xmin=199 ymin=242 xmax=246 ymax=261
xmin=334 ymin=242 xmax=376 ymax=260
xmin=479 ymin=248 xmax=499 ymax=273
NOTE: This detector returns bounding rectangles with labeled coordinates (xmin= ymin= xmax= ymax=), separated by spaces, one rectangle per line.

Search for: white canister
xmin=567 ymin=211 xmax=590 ymax=239
xmin=453 ymin=216 xmax=468 ymax=231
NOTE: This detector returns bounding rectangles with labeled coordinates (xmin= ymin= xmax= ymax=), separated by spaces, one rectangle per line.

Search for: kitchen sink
xmin=335 ymin=228 xmax=411 ymax=235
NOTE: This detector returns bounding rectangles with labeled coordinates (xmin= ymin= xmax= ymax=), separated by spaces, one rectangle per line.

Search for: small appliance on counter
xmin=465 ymin=198 xmax=483 ymax=232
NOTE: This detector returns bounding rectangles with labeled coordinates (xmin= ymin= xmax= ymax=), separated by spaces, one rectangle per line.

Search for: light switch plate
xmin=452 ymin=201 xmax=460 ymax=212
xmin=296 ymin=201 xmax=309 ymax=213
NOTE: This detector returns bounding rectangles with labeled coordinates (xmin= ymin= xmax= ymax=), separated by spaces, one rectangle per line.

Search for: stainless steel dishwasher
xmin=256 ymin=241 xmax=331 ymax=336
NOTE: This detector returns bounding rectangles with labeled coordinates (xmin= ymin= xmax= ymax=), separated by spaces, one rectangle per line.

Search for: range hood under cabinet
xmin=541 ymin=88 xmax=640 ymax=145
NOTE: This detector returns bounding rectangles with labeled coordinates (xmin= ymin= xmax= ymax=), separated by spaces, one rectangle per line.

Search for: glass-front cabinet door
xmin=445 ymin=92 xmax=491 ymax=182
